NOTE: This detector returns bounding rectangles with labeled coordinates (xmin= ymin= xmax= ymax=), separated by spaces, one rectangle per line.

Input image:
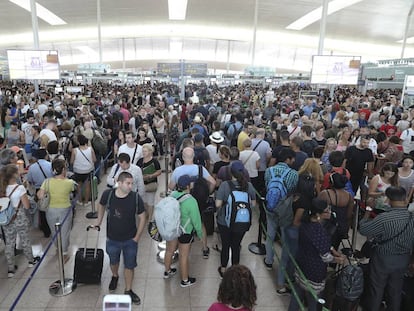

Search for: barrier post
xmin=248 ymin=195 xmax=266 ymax=255
xmin=86 ymin=172 xmax=97 ymax=219
xmin=351 ymin=200 xmax=360 ymax=253
xmin=160 ymin=127 xmax=170 ymax=198
xmin=49 ymin=223 xmax=75 ymax=297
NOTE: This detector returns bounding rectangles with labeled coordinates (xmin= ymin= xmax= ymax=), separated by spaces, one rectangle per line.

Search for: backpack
xmin=224 ymin=181 xmax=252 ymax=232
xmin=154 ymin=193 xmax=191 ymax=241
xmin=91 ymin=129 xmax=108 ymax=157
xmin=266 ymin=168 xmax=291 ymax=212
xmin=193 ymin=147 xmax=207 ymax=167
xmin=0 ymin=186 xmax=20 ymax=225
xmin=190 ymin=165 xmax=210 ymax=212
xmin=297 ymin=173 xmax=316 ymax=199
xmin=228 ymin=124 xmax=242 ymax=147
xmin=330 ymin=168 xmax=355 ymax=197
xmin=335 ymin=264 xmax=364 ymax=301
xmin=58 ymin=133 xmax=73 ymax=159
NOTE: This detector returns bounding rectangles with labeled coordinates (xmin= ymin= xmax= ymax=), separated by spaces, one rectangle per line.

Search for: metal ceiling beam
xmin=30 ymin=0 xmax=39 ymax=93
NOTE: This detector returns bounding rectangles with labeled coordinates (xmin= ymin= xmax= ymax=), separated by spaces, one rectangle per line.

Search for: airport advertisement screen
xmin=311 ymin=55 xmax=361 ymax=85
xmin=7 ymin=50 xmax=60 ymax=80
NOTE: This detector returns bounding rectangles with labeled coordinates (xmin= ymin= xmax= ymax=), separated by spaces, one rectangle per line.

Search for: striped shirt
xmin=359 ymin=208 xmax=414 ymax=255
xmin=264 ymin=162 xmax=298 ymax=194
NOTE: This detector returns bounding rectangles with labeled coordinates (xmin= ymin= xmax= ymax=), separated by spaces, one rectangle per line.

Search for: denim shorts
xmin=106 ymin=238 xmax=138 ymax=269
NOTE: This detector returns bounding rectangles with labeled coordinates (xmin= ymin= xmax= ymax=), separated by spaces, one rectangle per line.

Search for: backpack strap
xmin=198 ymin=164 xmax=203 ymax=179
xmin=36 ymin=161 xmax=47 ymax=179
xmin=112 ymin=164 xmax=120 ymax=179
xmin=131 ymin=144 xmax=138 ymax=163
xmin=105 ymin=190 xmax=114 ymax=211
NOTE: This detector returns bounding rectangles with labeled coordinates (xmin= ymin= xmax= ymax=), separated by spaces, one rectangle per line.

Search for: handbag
xmin=145 ymin=182 xmax=158 ymax=193
xmin=38 ymin=179 xmax=51 ymax=212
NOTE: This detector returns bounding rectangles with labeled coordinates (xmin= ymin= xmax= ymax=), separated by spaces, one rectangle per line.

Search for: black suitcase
xmin=73 ymin=225 xmax=104 ymax=284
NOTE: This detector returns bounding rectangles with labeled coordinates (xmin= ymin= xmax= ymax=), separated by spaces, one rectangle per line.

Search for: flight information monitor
xmin=311 ymin=55 xmax=361 ymax=85
xmin=7 ymin=50 xmax=60 ymax=80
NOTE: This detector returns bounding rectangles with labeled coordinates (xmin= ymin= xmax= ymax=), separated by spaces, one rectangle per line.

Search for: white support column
xmin=318 ymin=0 xmax=329 ymax=55
xmin=226 ymin=40 xmax=231 ymax=74
xmin=401 ymin=1 xmax=414 ymax=59
xmin=122 ymin=38 xmax=126 ymax=70
xmin=251 ymin=0 xmax=259 ymax=66
xmin=30 ymin=0 xmax=39 ymax=93
xmin=97 ymin=0 xmax=102 ymax=63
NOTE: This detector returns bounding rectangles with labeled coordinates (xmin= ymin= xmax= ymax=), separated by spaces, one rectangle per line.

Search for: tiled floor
xmin=0 ymin=159 xmax=292 ymax=310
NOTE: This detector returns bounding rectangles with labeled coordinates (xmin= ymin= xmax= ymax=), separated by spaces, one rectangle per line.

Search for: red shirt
xmin=379 ymin=124 xmax=397 ymax=137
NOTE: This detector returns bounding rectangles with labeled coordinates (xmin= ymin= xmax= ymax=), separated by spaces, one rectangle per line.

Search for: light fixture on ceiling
xmin=286 ymin=0 xmax=363 ymax=30
xmin=168 ymin=0 xmax=188 ymax=20
xmin=9 ymin=0 xmax=66 ymax=25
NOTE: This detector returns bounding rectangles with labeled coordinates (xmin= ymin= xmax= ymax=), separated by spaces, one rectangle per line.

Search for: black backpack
xmin=193 ymin=146 xmax=207 ymax=167
xmin=190 ymin=165 xmax=210 ymax=212
xmin=335 ymin=263 xmax=364 ymax=301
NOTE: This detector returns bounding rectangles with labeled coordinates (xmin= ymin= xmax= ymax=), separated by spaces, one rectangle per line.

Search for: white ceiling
xmin=0 ymin=0 xmax=413 ymax=71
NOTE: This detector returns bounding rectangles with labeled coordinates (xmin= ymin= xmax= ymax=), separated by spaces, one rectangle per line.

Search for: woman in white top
xmin=2 ymin=164 xmax=39 ymax=277
xmin=368 ymin=162 xmax=399 ymax=211
xmin=398 ymin=156 xmax=414 ymax=202
xmin=154 ymin=111 xmax=166 ymax=156
xmin=206 ymin=132 xmax=224 ymax=169
xmin=70 ymin=134 xmax=96 ymax=205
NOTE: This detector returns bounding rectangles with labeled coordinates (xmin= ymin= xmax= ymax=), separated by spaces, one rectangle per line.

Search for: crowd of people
xmin=0 ymin=80 xmax=413 ymax=310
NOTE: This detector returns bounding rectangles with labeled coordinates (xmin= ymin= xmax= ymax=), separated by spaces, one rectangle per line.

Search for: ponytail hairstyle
xmin=230 ymin=161 xmax=248 ymax=192
xmin=0 ymin=164 xmax=18 ymax=197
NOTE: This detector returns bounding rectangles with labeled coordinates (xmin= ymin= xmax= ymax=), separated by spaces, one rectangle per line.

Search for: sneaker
xmin=202 ymin=247 xmax=210 ymax=259
xmin=180 ymin=277 xmax=196 ymax=288
xmin=263 ymin=258 xmax=272 ymax=270
xmin=8 ymin=265 xmax=18 ymax=278
xmin=163 ymin=268 xmax=177 ymax=279
xmin=109 ymin=276 xmax=119 ymax=291
xmin=276 ymin=287 xmax=291 ymax=296
xmin=217 ymin=267 xmax=224 ymax=279
xmin=28 ymin=256 xmax=40 ymax=268
xmin=125 ymin=289 xmax=141 ymax=305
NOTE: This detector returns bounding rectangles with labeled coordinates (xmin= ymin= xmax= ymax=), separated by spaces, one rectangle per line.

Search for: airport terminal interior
xmin=1 ymin=0 xmax=414 ymax=310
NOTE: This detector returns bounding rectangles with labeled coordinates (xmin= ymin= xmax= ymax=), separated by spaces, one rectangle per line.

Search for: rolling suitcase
xmin=73 ymin=225 xmax=104 ymax=284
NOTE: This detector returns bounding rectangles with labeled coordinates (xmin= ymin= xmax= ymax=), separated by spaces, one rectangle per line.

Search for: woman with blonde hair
xmin=2 ymin=164 xmax=39 ymax=277
xmin=336 ymin=127 xmax=351 ymax=152
xmin=298 ymin=158 xmax=324 ymax=195
xmin=321 ymin=138 xmax=337 ymax=171
xmin=136 ymin=143 xmax=161 ymax=220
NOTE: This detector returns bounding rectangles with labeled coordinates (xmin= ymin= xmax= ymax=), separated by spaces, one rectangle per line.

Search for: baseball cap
xmin=230 ymin=161 xmax=245 ymax=175
xmin=177 ymin=175 xmax=196 ymax=189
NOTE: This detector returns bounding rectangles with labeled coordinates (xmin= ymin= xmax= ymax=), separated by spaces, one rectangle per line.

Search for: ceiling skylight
xmin=286 ymin=0 xmax=363 ymax=30
xmin=9 ymin=0 xmax=66 ymax=26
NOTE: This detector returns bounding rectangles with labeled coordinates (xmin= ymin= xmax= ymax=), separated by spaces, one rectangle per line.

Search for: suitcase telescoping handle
xmin=84 ymin=225 xmax=100 ymax=259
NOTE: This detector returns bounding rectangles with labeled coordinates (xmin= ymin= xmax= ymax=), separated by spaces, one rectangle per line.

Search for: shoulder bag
xmin=38 ymin=179 xmax=51 ymax=212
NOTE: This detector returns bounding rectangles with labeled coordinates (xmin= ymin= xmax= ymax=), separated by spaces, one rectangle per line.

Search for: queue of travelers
xmin=0 ymin=81 xmax=413 ymax=310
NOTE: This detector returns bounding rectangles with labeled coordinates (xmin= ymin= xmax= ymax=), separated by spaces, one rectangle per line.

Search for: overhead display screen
xmin=7 ymin=50 xmax=60 ymax=80
xmin=311 ymin=55 xmax=361 ymax=85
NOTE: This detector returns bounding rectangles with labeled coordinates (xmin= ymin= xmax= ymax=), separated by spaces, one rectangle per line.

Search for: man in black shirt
xmin=344 ymin=135 xmax=374 ymax=193
xmin=95 ymin=172 xmax=146 ymax=305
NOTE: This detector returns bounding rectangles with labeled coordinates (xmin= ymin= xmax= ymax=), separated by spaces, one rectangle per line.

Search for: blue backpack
xmin=224 ymin=181 xmax=251 ymax=232
xmin=266 ymin=168 xmax=290 ymax=212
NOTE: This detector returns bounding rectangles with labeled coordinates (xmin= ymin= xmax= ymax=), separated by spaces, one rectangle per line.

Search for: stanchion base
xmin=49 ymin=279 xmax=76 ymax=297
xmin=86 ymin=212 xmax=98 ymax=219
xmin=248 ymin=243 xmax=266 ymax=255
xmin=156 ymin=250 xmax=179 ymax=264
xmin=157 ymin=241 xmax=167 ymax=250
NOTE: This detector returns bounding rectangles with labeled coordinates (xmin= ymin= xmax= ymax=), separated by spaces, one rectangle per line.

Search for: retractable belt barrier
xmin=9 ymin=151 xmax=113 ymax=310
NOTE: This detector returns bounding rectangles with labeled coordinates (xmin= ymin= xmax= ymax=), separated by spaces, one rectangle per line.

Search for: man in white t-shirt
xmin=239 ymin=138 xmax=260 ymax=179
xmin=117 ymin=131 xmax=142 ymax=165
xmin=400 ymin=122 xmax=414 ymax=155
xmin=21 ymin=114 xmax=38 ymax=157
xmin=39 ymin=120 xmax=57 ymax=148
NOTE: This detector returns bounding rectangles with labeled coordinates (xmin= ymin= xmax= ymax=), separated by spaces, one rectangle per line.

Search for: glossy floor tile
xmin=0 ymin=159 xmax=366 ymax=310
